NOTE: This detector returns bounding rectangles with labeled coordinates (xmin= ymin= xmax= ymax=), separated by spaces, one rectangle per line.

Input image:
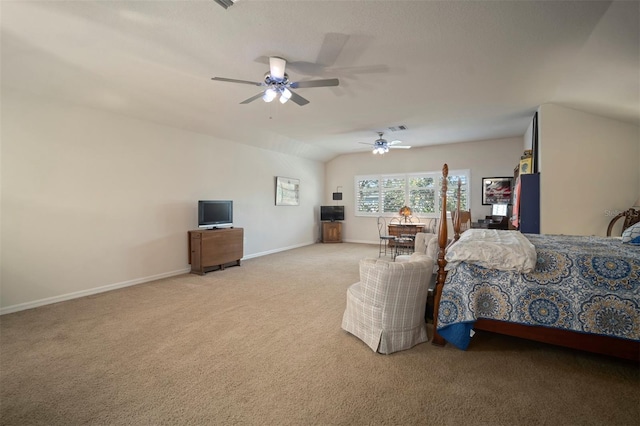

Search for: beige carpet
xmin=1 ymin=243 xmax=638 ymax=426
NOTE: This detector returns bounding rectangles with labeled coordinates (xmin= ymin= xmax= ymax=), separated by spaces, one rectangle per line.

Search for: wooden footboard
xmin=430 ymin=163 xmax=639 ymax=361
xmin=473 ymin=319 xmax=639 ymax=361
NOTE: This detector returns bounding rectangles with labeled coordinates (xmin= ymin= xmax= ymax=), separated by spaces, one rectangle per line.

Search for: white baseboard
xmin=242 ymin=241 xmax=315 ymax=259
xmin=343 ymin=239 xmax=378 ymax=245
xmin=0 ymin=267 xmax=190 ymax=315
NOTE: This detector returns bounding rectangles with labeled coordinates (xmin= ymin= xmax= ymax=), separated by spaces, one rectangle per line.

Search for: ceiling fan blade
xmin=389 ymin=146 xmax=411 ymax=149
xmin=212 ymin=77 xmax=263 ymax=86
xmin=316 ymin=33 xmax=350 ymax=66
xmin=269 ymin=57 xmax=287 ymax=81
xmin=387 ymin=140 xmax=403 ymax=146
xmin=288 ymin=90 xmax=310 ymax=106
xmin=286 ymin=61 xmax=324 ymax=76
xmin=358 ymin=142 xmax=374 ymax=146
xmin=290 ymin=78 xmax=340 ymax=89
xmin=329 ymin=64 xmax=390 ymax=75
xmin=240 ymin=92 xmax=264 ymax=104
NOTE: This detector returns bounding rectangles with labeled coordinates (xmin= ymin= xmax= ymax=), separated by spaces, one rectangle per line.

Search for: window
xmin=354 ymin=170 xmax=470 ymax=217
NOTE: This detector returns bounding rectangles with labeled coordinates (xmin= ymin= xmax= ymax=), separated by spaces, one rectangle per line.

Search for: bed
xmin=431 ymin=164 xmax=640 ymax=361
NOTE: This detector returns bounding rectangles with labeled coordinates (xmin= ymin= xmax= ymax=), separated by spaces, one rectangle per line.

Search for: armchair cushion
xmin=341 ymin=258 xmax=434 ymax=354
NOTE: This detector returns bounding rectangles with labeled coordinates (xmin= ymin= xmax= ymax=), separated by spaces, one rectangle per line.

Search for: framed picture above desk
xmin=482 ymin=177 xmax=513 ymax=205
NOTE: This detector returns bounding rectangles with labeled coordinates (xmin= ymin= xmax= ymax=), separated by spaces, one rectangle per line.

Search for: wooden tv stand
xmin=322 ymin=221 xmax=342 ymax=243
xmin=188 ymin=228 xmax=243 ymax=275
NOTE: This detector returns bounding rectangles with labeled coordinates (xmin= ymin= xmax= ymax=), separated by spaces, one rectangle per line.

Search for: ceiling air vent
xmin=388 ymin=125 xmax=407 ymax=132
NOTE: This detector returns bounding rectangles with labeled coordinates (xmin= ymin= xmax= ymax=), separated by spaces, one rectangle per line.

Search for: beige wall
xmin=325 ymin=137 xmax=524 ymax=244
xmin=5 ymin=93 xmax=635 ymax=313
xmin=539 ymin=104 xmax=639 ymax=236
xmin=1 ymin=91 xmax=324 ymax=312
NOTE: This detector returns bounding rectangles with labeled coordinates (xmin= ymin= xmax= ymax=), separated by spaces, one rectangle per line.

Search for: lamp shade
xmin=634 ymin=197 xmax=640 ymax=208
xmin=279 ymin=88 xmax=291 ymax=104
xmin=263 ymin=88 xmax=277 ymax=102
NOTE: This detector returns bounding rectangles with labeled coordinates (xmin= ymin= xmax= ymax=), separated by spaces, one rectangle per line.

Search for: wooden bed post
xmin=432 ymin=164 xmax=449 ymax=346
xmin=453 ymin=179 xmax=462 ymax=241
xmin=432 ymin=166 xmax=463 ymax=346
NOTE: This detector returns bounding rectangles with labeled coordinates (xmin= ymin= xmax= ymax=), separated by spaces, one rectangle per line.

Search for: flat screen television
xmin=198 ymin=200 xmax=233 ymax=228
xmin=320 ymin=205 xmax=344 ymax=222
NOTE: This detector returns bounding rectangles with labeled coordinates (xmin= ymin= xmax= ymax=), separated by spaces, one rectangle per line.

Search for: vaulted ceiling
xmin=2 ymin=1 xmax=638 ymax=162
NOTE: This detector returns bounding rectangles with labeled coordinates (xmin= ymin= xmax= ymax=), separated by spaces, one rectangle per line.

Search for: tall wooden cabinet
xmin=189 ymin=228 xmax=243 ymax=274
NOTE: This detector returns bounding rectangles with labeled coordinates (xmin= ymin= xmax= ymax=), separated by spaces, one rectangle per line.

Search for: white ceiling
xmin=2 ymin=0 xmax=638 ymax=162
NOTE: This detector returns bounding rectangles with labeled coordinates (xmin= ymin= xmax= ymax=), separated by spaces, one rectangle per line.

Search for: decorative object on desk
xmin=275 ymin=176 xmax=300 ymax=206
xmin=482 ymin=177 xmax=513 ymax=205
xmin=399 ymin=206 xmax=412 ymax=222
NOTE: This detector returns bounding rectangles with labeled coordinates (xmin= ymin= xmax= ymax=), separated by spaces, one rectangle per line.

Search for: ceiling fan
xmin=211 ymin=57 xmax=339 ymax=106
xmin=359 ymin=132 xmax=411 ymax=154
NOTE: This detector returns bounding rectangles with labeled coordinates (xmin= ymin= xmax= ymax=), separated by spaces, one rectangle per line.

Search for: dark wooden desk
xmin=471 ymin=217 xmax=509 ymax=230
xmin=388 ymin=223 xmax=427 ymax=238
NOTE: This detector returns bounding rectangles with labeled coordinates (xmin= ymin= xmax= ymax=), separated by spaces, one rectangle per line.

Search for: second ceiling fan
xmin=360 ymin=132 xmax=411 ymax=154
xmin=211 ymin=56 xmax=339 ymax=106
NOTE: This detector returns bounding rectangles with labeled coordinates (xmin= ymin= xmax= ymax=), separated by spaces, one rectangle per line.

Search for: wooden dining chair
xmin=452 ymin=209 xmax=471 ymax=233
xmin=607 ymin=208 xmax=640 ymax=236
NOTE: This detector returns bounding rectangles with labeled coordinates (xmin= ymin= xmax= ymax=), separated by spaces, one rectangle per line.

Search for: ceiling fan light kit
xmin=262 ymin=88 xmax=277 ymax=102
xmin=373 ymin=146 xmax=389 ymax=154
xmin=279 ymin=87 xmax=292 ymax=104
xmin=211 ymin=56 xmax=339 ymax=106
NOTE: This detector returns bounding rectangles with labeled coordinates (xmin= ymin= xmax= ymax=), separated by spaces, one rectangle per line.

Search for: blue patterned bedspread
xmin=437 ymin=234 xmax=640 ymax=350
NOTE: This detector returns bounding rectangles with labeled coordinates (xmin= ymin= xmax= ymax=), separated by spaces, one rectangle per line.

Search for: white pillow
xmin=621 ymin=222 xmax=640 ymax=245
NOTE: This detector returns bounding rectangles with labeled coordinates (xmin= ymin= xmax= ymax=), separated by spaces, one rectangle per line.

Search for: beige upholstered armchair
xmin=341 ymin=258 xmax=434 ymax=354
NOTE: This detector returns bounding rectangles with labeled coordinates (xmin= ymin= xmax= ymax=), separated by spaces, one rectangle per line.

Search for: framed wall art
xmin=275 ymin=176 xmax=300 ymax=206
xmin=482 ymin=177 xmax=513 ymax=205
